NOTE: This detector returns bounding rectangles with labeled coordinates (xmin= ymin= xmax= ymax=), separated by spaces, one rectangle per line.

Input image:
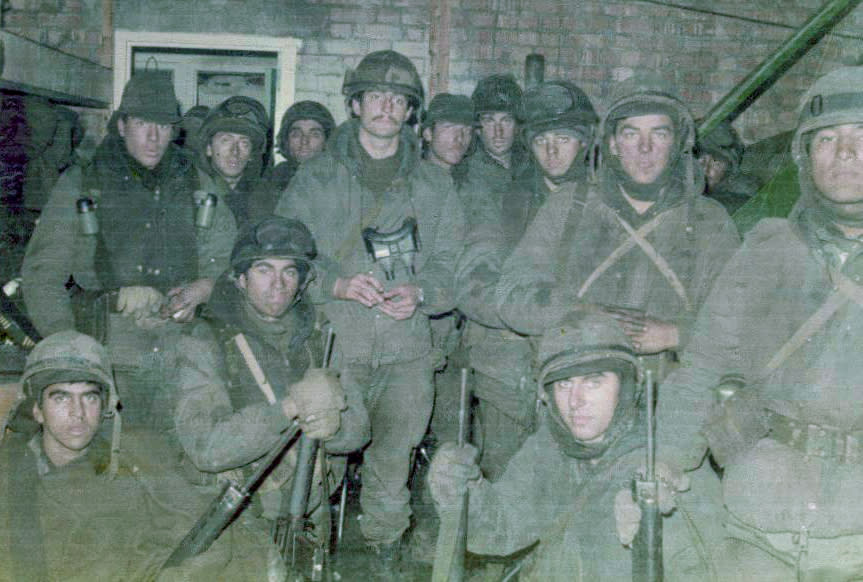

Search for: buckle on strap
xmin=767 ymin=411 xmax=863 ymax=463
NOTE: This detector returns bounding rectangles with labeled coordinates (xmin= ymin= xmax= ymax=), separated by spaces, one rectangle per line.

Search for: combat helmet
xmin=521 ymin=80 xmax=598 ymax=145
xmin=535 ymin=312 xmax=642 ymax=459
xmin=472 ymin=74 xmax=523 ymax=118
xmin=231 ymin=216 xmax=317 ymax=281
xmin=276 ymin=100 xmax=336 ymax=157
xmin=21 ymin=331 xmax=123 ymax=476
xmin=792 ymin=66 xmax=863 ymax=169
xmin=422 ymin=93 xmax=474 ymax=130
xmin=696 ymin=119 xmax=745 ymax=171
xmin=342 ymin=50 xmax=424 ymax=110
xmin=199 ymin=96 xmax=269 ymax=154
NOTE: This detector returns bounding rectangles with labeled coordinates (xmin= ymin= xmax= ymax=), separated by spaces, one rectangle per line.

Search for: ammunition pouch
xmin=703 ymin=394 xmax=769 ymax=468
xmin=362 ymin=217 xmax=420 ymax=281
xmin=69 ymin=285 xmax=113 ymax=344
xmin=766 ymin=411 xmax=863 ymax=465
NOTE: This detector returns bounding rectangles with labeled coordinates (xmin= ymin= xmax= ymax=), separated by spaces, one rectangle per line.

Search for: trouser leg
xmin=348 ymin=357 xmax=435 ymax=544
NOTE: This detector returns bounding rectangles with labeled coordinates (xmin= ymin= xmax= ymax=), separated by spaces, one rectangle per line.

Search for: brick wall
xmin=7 ymin=0 xmax=863 ymax=143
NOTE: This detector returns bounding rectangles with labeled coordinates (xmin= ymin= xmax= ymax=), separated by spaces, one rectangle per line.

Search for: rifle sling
xmin=761 ymin=272 xmax=863 ymax=377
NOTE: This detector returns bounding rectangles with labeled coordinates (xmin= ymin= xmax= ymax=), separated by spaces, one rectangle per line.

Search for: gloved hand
xmin=117 ymin=286 xmax=165 ymax=319
xmin=287 ymin=368 xmax=346 ymax=440
xmin=428 ymin=442 xmax=480 ymax=509
xmin=614 ymin=462 xmax=691 ymax=546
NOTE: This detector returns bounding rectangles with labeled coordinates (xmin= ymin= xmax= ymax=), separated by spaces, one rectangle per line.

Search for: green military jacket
xmin=659 ymin=195 xmax=863 ymax=537
xmin=461 ymin=412 xmax=718 ymax=581
xmin=22 ymin=132 xmax=235 ymax=337
xmin=497 ymin=176 xmax=740 ymax=350
xmin=0 ymin=431 xmax=239 ymax=581
xmin=275 ymin=119 xmax=464 ymax=366
xmin=171 ymin=275 xmax=369 ymax=516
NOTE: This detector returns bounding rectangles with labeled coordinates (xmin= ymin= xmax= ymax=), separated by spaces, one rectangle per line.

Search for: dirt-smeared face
xmin=238 ymin=258 xmax=300 ymax=319
xmin=609 ymin=113 xmax=675 ymax=185
xmin=810 ymin=123 xmax=863 ymax=205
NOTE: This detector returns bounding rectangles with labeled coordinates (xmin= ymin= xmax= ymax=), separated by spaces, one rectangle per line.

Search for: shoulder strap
xmin=761 ymin=272 xmax=863 ymax=377
xmin=232 ymin=333 xmax=278 ymax=405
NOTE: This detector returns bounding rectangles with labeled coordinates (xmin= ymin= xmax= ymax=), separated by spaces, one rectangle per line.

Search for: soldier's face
xmin=288 ymin=120 xmax=327 ymax=163
xmin=118 ymin=116 xmax=173 ymax=169
xmin=609 ymin=114 xmax=675 ymax=185
xmin=352 ymin=91 xmax=412 ymax=140
xmin=237 ymin=258 xmax=300 ymax=319
xmin=423 ymin=121 xmax=473 ymax=169
xmin=477 ymin=112 xmax=516 ymax=158
xmin=699 ymin=153 xmax=729 ymax=191
xmin=810 ymin=123 xmax=863 ymax=205
xmin=552 ymin=371 xmax=620 ymax=443
xmin=531 ymin=129 xmax=585 ymax=179
xmin=33 ymin=382 xmax=102 ymax=467
xmin=207 ymin=131 xmax=253 ymax=183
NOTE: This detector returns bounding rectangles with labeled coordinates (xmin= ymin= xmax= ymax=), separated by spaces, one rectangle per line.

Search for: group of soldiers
xmin=2 ymin=43 xmax=863 ymax=582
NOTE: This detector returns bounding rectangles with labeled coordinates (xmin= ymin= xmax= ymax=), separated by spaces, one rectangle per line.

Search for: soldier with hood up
xmin=659 ymin=65 xmax=863 ymax=582
xmin=696 ymin=119 xmax=760 ymax=215
xmin=497 ymin=73 xmax=740 ymax=380
xmin=427 ymin=312 xmax=720 ymax=581
xmin=452 ymin=80 xmax=599 ymax=480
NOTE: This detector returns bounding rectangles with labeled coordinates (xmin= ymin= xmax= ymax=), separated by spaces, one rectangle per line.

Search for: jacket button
xmin=807 ymin=501 xmax=817 ymax=511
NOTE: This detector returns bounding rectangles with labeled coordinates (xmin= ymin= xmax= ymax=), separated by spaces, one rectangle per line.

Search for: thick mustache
xmin=372 ymin=114 xmax=398 ymax=123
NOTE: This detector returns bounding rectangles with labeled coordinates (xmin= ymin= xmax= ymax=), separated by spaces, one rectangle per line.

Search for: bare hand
xmin=161 ymin=278 xmax=215 ymax=322
xmin=378 ymin=284 xmax=421 ymax=320
xmin=333 ymin=273 xmax=385 ymax=308
xmin=603 ymin=307 xmax=679 ymax=354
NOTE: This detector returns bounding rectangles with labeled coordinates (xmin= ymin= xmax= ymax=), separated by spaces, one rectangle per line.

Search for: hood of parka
xmin=327 ymin=117 xmax=422 ymax=180
xmin=597 ymin=74 xmax=700 ymax=214
xmin=790 ymin=66 xmax=863 ymax=230
xmin=535 ymin=312 xmax=642 ymax=459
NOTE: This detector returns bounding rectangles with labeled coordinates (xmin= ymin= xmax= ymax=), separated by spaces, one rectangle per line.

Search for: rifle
xmin=431 ymin=367 xmax=470 ymax=582
xmin=162 ymin=420 xmax=303 ymax=569
xmin=632 ymin=369 xmax=662 ymax=582
xmin=0 ymin=289 xmax=41 ymax=350
xmin=273 ymin=327 xmax=336 ymax=580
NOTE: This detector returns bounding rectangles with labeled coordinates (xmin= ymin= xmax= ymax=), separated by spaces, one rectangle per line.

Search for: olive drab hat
xmin=342 ymin=50 xmax=424 ymax=109
xmin=230 ymin=216 xmax=318 ymax=273
xmin=421 ymin=93 xmax=474 ymax=130
xmin=471 ymin=74 xmax=523 ymax=118
xmin=520 ymin=80 xmax=598 ymax=144
xmin=117 ymin=72 xmax=181 ymax=125
xmin=792 ymin=66 xmax=863 ymax=168
xmin=276 ymin=100 xmax=336 ymax=156
xmin=199 ymin=96 xmax=269 ymax=153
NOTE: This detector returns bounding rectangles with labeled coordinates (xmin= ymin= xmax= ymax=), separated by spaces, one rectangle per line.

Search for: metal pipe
xmin=698 ymin=0 xmax=863 ymax=139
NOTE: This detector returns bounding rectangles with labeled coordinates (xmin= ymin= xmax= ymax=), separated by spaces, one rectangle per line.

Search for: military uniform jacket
xmin=658 ymin=200 xmax=863 ymax=537
xmin=172 ymin=275 xmax=369 ymax=485
xmin=0 ymin=432 xmax=224 ymax=582
xmin=22 ymin=132 xmax=234 ymax=337
xmin=275 ymin=119 xmax=465 ymax=365
xmin=462 ymin=413 xmax=714 ymax=581
xmin=497 ymin=178 xmax=740 ymax=346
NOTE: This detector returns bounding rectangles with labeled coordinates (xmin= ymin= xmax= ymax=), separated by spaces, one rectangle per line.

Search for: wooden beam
xmin=428 ymin=0 xmax=451 ymax=98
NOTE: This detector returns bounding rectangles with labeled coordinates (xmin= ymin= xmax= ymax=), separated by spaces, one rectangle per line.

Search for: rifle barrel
xmin=698 ymin=0 xmax=862 ymax=138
